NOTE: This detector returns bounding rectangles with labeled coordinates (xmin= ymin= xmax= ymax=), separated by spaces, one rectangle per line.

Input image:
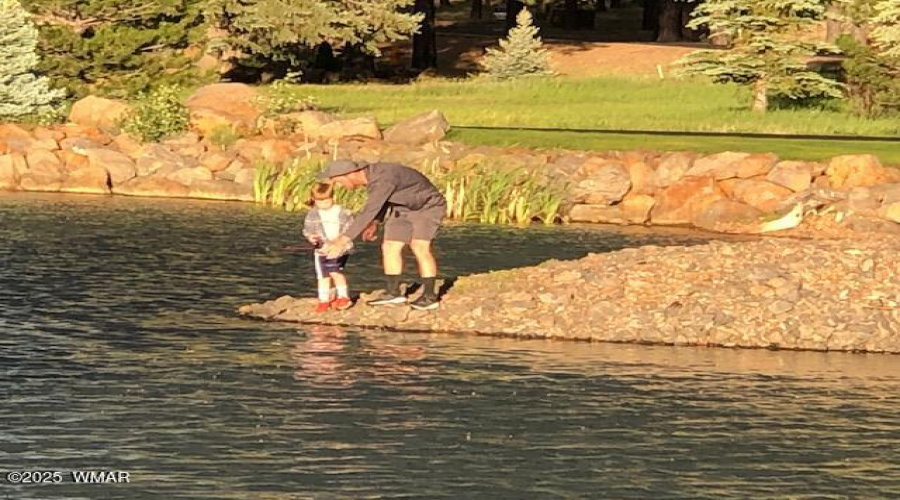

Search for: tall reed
xmin=253 ymin=157 xmax=566 ymax=226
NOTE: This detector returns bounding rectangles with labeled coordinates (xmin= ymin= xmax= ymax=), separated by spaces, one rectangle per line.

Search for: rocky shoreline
xmin=4 ymin=83 xmax=900 ymax=238
xmin=240 ymin=236 xmax=900 ymax=354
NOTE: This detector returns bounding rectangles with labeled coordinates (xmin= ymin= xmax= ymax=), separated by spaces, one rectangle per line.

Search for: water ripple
xmin=1 ymin=193 xmax=899 ymax=499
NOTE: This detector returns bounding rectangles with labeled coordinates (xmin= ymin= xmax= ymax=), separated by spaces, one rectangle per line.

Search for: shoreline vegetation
xmin=253 ymin=157 xmax=565 ymax=225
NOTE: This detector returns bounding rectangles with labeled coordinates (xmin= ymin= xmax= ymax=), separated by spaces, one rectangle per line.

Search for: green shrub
xmin=206 ymin=125 xmax=242 ymax=151
xmin=256 ymin=80 xmax=318 ymax=116
xmin=836 ymin=35 xmax=900 ymax=117
xmin=121 ymin=85 xmax=189 ymax=142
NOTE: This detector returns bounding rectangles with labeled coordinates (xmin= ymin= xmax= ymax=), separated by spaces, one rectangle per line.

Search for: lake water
xmin=2 ymin=193 xmax=899 ymax=499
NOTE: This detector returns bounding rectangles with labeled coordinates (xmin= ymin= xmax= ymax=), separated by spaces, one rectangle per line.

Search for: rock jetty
xmin=240 ymin=236 xmax=900 ymax=354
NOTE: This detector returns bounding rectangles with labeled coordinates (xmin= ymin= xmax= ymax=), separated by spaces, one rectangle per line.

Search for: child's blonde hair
xmin=306 ymin=182 xmax=334 ymax=207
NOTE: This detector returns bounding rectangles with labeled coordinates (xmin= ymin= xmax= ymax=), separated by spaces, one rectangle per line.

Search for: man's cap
xmin=317 ymin=160 xmax=365 ymax=180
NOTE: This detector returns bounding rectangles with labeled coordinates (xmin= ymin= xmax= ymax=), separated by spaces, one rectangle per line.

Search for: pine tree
xmin=480 ymin=10 xmax=552 ymax=79
xmin=204 ymin=0 xmax=422 ymax=74
xmin=872 ymin=0 xmax=900 ymax=58
xmin=0 ymin=0 xmax=64 ymax=120
xmin=676 ymin=0 xmax=843 ymax=112
xmin=22 ymin=0 xmax=207 ymax=97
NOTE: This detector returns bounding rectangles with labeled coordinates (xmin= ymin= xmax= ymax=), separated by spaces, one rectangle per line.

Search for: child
xmin=302 ymin=182 xmax=355 ymax=312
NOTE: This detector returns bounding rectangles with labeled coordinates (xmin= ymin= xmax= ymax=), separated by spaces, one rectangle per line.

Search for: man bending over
xmin=318 ymin=160 xmax=446 ymax=311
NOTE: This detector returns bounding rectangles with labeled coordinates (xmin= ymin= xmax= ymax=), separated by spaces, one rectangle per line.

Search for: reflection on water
xmin=1 ymin=193 xmax=899 ymax=499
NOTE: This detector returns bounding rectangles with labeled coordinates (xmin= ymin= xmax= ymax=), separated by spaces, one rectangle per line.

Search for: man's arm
xmin=342 ymin=180 xmax=393 ymax=241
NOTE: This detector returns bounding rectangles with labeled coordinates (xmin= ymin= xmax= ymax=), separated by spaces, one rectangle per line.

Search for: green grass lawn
xmin=290 ymin=76 xmax=900 ymax=163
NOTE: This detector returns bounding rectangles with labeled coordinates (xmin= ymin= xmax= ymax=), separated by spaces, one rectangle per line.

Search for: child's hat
xmin=317 ymin=160 xmax=364 ymax=180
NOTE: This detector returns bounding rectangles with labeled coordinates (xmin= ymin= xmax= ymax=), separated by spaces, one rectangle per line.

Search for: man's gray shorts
xmin=383 ymin=205 xmax=445 ymax=242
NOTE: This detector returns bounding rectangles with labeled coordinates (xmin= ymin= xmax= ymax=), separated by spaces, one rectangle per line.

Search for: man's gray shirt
xmin=342 ymin=163 xmax=445 ymax=240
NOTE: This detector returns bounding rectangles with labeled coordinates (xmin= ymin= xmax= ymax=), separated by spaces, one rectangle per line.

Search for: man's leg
xmin=367 ymin=239 xmax=408 ymax=304
xmin=408 ymin=206 xmax=444 ymax=309
xmin=410 ymin=239 xmax=438 ymax=300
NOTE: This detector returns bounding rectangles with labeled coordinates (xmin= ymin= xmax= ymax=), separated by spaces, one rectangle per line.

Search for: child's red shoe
xmin=314 ymin=301 xmax=332 ymax=313
xmin=332 ymin=297 xmax=352 ymax=310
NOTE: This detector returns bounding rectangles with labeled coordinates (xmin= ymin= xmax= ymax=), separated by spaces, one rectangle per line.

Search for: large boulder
xmin=165 ymin=166 xmax=214 ymax=186
xmin=685 ymin=151 xmax=751 ymax=180
xmin=134 ymin=144 xmax=198 ymax=176
xmin=625 ymin=161 xmax=657 ymax=195
xmin=59 ymin=165 xmax=110 ymax=194
xmin=655 ymin=152 xmax=695 ymax=188
xmin=620 ymin=193 xmax=656 ymax=224
xmin=19 ymin=149 xmax=64 ymax=192
xmin=651 ymin=176 xmax=726 ymax=225
xmin=113 ymin=177 xmax=191 ymax=198
xmin=736 ymin=153 xmax=778 ymax=179
xmin=730 ymin=179 xmax=793 ymax=213
xmin=383 ymin=110 xmax=450 ymax=145
xmin=112 ymin=134 xmax=143 ymax=158
xmin=0 ymin=124 xmax=35 ymax=154
xmin=317 ymin=117 xmax=382 ymax=141
xmin=233 ymin=168 xmax=256 ymax=187
xmin=0 ymin=154 xmax=21 ymax=190
xmin=826 ymin=154 xmax=896 ymax=189
xmin=68 ymin=96 xmax=132 ymax=133
xmin=200 ymin=150 xmax=237 ymax=172
xmin=26 ymin=148 xmax=62 ymax=172
xmin=568 ymin=204 xmax=628 ymax=224
xmin=85 ymin=148 xmax=136 ymax=187
xmin=188 ymin=180 xmax=254 ymax=202
xmin=186 ymin=83 xmax=263 ymax=135
xmin=692 ymin=199 xmax=763 ymax=232
xmin=766 ymin=161 xmax=815 ymax=192
xmin=573 ymin=160 xmax=631 ymax=205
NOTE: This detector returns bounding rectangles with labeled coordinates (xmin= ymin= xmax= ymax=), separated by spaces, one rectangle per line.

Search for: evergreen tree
xmin=872 ymin=0 xmax=900 ymax=58
xmin=204 ymin=0 xmax=421 ymax=75
xmin=0 ymin=0 xmax=65 ymax=120
xmin=22 ymin=0 xmax=207 ymax=97
xmin=480 ymin=10 xmax=552 ymax=80
xmin=677 ymin=0 xmax=843 ymax=112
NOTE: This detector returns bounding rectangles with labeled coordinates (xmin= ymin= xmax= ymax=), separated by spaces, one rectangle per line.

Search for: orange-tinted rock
xmin=19 ymin=152 xmax=65 ymax=192
xmin=826 ymin=154 xmax=894 ymax=188
xmin=59 ymin=165 xmax=110 ymax=194
xmin=625 ymin=161 xmax=657 ymax=195
xmin=693 ymin=199 xmax=763 ymax=232
xmin=317 ymin=117 xmax=382 ymax=141
xmin=113 ymin=134 xmax=143 ymax=158
xmin=26 ymin=148 xmax=62 ymax=171
xmin=85 ymin=148 xmax=136 ymax=186
xmin=620 ymin=193 xmax=656 ymax=224
xmin=0 ymin=124 xmax=35 ymax=154
xmin=685 ymin=151 xmax=751 ymax=180
xmin=0 ymin=155 xmax=21 ymax=190
xmin=655 ymin=151 xmax=695 ymax=187
xmin=165 ymin=166 xmax=214 ymax=185
xmin=233 ymin=168 xmax=256 ymax=187
xmin=573 ymin=160 xmax=631 ymax=205
xmin=186 ymin=83 xmax=263 ymax=135
xmin=651 ymin=176 xmax=726 ymax=225
xmin=766 ymin=161 xmax=814 ymax=192
xmin=730 ymin=179 xmax=793 ymax=213
xmin=68 ymin=96 xmax=132 ymax=133
xmin=568 ymin=204 xmax=628 ymax=224
xmin=57 ymin=150 xmax=90 ymax=172
xmin=736 ymin=153 xmax=778 ymax=178
xmin=200 ymin=150 xmax=237 ymax=172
